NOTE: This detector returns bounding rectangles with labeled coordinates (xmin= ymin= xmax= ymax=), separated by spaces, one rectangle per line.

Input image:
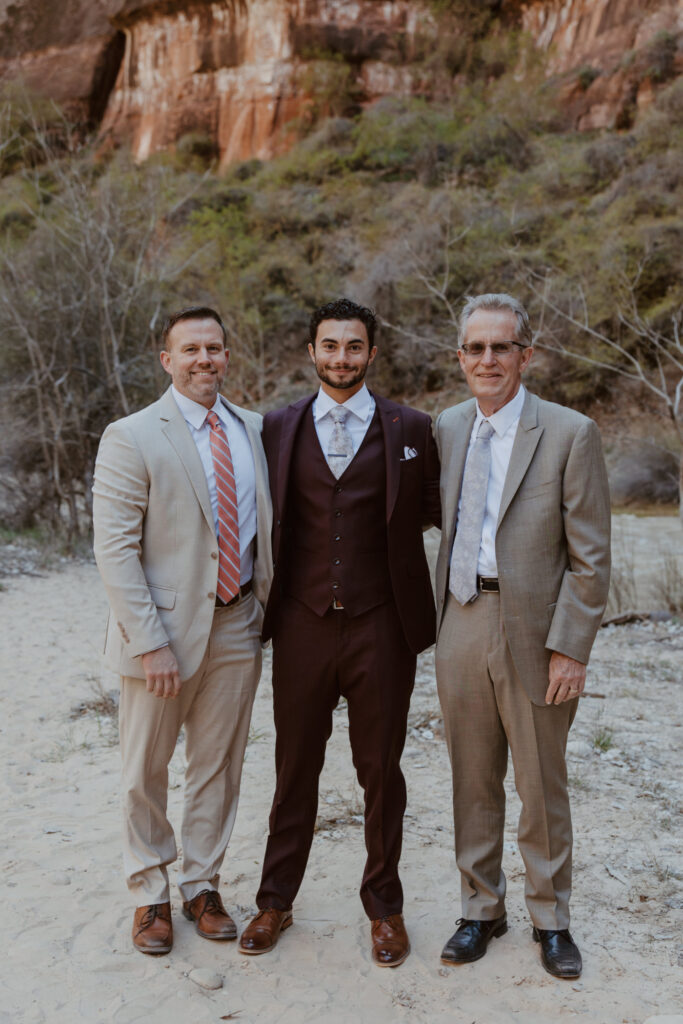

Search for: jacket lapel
xmin=375 ymin=395 xmax=403 ymax=522
xmin=444 ymin=401 xmax=476 ymax=551
xmin=158 ymin=388 xmax=215 ymax=535
xmin=277 ymin=396 xmax=314 ymax=517
xmin=497 ymin=390 xmax=544 ymax=528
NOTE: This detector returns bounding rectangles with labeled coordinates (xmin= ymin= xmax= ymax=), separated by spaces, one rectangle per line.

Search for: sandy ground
xmin=0 ymin=519 xmax=682 ymax=1024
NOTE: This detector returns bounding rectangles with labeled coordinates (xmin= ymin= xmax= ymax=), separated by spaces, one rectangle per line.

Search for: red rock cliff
xmin=511 ymin=0 xmax=683 ymax=129
xmin=1 ymin=0 xmax=681 ymax=163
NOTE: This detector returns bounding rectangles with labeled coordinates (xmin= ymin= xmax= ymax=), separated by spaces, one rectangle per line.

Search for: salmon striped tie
xmin=207 ymin=411 xmax=241 ymax=603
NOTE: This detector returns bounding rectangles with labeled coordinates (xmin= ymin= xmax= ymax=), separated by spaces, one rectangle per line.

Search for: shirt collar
xmin=314 ymin=383 xmax=373 ymax=424
xmin=475 ymin=384 xmax=526 ymax=439
xmin=172 ymin=385 xmax=229 ymax=430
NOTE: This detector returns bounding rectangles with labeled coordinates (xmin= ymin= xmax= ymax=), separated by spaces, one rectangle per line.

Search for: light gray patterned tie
xmin=449 ymin=419 xmax=495 ymax=605
xmin=326 ymin=405 xmax=354 ymax=479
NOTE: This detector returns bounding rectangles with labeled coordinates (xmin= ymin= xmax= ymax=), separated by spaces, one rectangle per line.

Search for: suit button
xmin=334 ymin=509 xmax=342 ymax=517
xmin=211 ymin=552 xmax=218 ymax=560
xmin=208 ymin=591 xmax=215 ymax=600
xmin=333 ymin=534 xmax=341 ymax=542
xmin=334 ymin=485 xmax=342 ymax=493
xmin=332 ymin=582 xmax=340 ymax=590
xmin=333 ymin=558 xmax=341 ymax=565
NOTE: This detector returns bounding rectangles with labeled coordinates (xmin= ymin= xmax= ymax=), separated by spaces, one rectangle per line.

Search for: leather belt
xmin=216 ymin=578 xmax=253 ymax=608
xmin=477 ymin=576 xmax=499 ymax=593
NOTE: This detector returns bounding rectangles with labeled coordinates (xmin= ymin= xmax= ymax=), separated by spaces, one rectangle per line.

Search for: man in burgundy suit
xmin=239 ymin=298 xmax=440 ymax=967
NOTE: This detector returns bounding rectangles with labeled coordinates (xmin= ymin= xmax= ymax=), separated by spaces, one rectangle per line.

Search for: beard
xmin=314 ymin=361 xmax=369 ymax=391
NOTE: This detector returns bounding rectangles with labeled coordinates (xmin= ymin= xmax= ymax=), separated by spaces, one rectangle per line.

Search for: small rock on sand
xmin=189 ymin=968 xmax=223 ymax=990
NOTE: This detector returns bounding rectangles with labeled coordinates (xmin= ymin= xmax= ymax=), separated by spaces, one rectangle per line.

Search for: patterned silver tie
xmin=326 ymin=405 xmax=354 ymax=479
xmin=449 ymin=419 xmax=495 ymax=605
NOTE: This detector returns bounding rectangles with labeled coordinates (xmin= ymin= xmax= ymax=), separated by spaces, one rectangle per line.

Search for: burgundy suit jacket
xmin=261 ymin=392 xmax=441 ymax=655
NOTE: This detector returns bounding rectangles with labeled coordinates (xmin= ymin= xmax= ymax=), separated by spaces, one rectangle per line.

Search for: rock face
xmin=102 ymin=0 xmax=428 ymax=167
xmin=0 ymin=0 xmax=681 ymax=163
xmin=512 ymin=0 xmax=683 ymax=129
xmin=0 ymin=0 xmax=125 ymax=124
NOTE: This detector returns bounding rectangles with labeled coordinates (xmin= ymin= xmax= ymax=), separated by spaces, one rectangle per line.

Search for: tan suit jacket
xmin=435 ymin=390 xmax=611 ymax=705
xmin=93 ymin=386 xmax=273 ymax=681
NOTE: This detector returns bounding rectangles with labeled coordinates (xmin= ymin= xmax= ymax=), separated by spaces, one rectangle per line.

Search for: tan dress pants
xmin=435 ymin=592 xmax=578 ymax=930
xmin=119 ymin=593 xmax=263 ymax=906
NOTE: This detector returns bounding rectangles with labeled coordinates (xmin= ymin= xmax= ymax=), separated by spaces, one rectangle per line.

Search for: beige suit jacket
xmin=435 ymin=390 xmax=611 ymax=705
xmin=92 ymin=386 xmax=273 ymax=681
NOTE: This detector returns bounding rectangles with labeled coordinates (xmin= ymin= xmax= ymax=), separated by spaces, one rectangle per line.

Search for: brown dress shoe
xmin=132 ymin=902 xmax=173 ymax=955
xmin=371 ymin=914 xmax=410 ymax=967
xmin=238 ymin=908 xmax=293 ymax=955
xmin=182 ymin=889 xmax=237 ymax=940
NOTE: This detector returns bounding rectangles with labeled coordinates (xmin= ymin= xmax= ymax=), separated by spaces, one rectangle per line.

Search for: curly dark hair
xmin=308 ymin=298 xmax=377 ymax=347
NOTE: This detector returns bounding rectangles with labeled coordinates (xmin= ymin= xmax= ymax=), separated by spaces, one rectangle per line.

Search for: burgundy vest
xmin=285 ymin=407 xmax=392 ymax=616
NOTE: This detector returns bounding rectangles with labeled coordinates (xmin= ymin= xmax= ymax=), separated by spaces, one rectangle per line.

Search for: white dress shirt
xmin=172 ymin=386 xmax=256 ymax=585
xmin=312 ymin=383 xmax=376 ymax=457
xmin=456 ymin=384 xmax=526 ymax=577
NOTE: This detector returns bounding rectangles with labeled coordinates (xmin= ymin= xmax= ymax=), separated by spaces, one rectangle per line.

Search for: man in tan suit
xmin=434 ymin=293 xmax=610 ymax=978
xmin=93 ymin=306 xmax=272 ymax=955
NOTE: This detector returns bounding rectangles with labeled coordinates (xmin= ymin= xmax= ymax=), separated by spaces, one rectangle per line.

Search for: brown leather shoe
xmin=371 ymin=913 xmax=410 ymax=967
xmin=238 ymin=908 xmax=293 ymax=955
xmin=182 ymin=889 xmax=237 ymax=940
xmin=132 ymin=902 xmax=173 ymax=955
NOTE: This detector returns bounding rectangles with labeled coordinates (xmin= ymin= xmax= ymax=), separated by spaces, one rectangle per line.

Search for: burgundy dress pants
xmin=256 ymin=597 xmax=416 ymax=920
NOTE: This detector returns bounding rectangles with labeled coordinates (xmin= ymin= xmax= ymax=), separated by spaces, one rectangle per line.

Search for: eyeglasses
xmin=460 ymin=341 xmax=528 ymax=357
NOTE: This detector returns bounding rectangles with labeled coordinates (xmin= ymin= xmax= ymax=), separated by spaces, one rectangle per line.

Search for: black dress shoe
xmin=441 ymin=913 xmax=507 ymax=964
xmin=533 ymin=927 xmax=582 ymax=978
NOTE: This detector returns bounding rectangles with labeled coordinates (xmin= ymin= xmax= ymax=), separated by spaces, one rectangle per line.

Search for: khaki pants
xmin=435 ymin=593 xmax=577 ymax=930
xmin=119 ymin=593 xmax=263 ymax=906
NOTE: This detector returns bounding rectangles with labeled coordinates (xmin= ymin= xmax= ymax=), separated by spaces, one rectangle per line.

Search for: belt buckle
xmin=478 ymin=576 xmax=499 ymax=593
xmin=332 ymin=597 xmax=344 ymax=610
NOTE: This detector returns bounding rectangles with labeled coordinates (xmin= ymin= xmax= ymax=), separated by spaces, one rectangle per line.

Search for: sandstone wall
xmin=101 ymin=0 xmax=428 ymax=166
xmin=1 ymin=0 xmax=681 ymax=162
xmin=0 ymin=0 xmax=125 ymax=123
xmin=511 ymin=0 xmax=683 ymax=129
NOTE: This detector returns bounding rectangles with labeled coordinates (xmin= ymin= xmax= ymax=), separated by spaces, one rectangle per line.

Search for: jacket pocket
xmin=518 ymin=479 xmax=559 ymax=501
xmin=148 ymin=584 xmax=177 ymax=610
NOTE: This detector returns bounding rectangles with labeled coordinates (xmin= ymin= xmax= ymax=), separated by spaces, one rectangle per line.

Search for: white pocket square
xmin=402 ymin=446 xmax=418 ymax=461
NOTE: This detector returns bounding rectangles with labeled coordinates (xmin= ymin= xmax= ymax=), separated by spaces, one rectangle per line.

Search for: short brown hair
xmin=161 ymin=306 xmax=227 ymax=349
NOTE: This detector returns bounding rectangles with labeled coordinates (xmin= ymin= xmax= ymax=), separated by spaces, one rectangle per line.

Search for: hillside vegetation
xmin=0 ymin=27 xmax=681 ymax=538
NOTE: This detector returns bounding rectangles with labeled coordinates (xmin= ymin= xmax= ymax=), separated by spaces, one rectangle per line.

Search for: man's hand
xmin=545 ymin=651 xmax=586 ymax=705
xmin=141 ymin=645 xmax=181 ymax=700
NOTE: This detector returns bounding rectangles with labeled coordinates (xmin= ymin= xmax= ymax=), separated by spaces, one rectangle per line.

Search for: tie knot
xmin=330 ymin=406 xmax=348 ymax=425
xmin=477 ymin=420 xmax=494 ymax=440
xmin=206 ymin=411 xmax=220 ymax=430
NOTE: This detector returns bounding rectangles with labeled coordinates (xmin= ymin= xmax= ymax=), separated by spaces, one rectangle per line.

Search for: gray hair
xmin=457 ymin=293 xmax=533 ymax=348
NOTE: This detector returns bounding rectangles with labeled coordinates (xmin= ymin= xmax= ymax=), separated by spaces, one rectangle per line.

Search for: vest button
xmin=211 ymin=551 xmax=218 ymax=560
xmin=334 ymin=509 xmax=342 ymax=517
xmin=333 ymin=534 xmax=341 ymax=542
xmin=208 ymin=592 xmax=215 ymax=600
xmin=333 ymin=558 xmax=341 ymax=565
xmin=334 ymin=485 xmax=342 ymax=493
xmin=332 ymin=582 xmax=340 ymax=590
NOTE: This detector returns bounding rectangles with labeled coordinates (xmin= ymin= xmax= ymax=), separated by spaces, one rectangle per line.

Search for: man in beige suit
xmin=93 ymin=306 xmax=272 ymax=955
xmin=434 ymin=293 xmax=610 ymax=979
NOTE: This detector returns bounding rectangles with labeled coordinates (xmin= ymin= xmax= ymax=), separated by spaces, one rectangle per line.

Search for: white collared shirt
xmin=456 ymin=384 xmax=526 ymax=576
xmin=312 ymin=383 xmax=376 ymax=458
xmin=172 ymin=386 xmax=256 ymax=585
